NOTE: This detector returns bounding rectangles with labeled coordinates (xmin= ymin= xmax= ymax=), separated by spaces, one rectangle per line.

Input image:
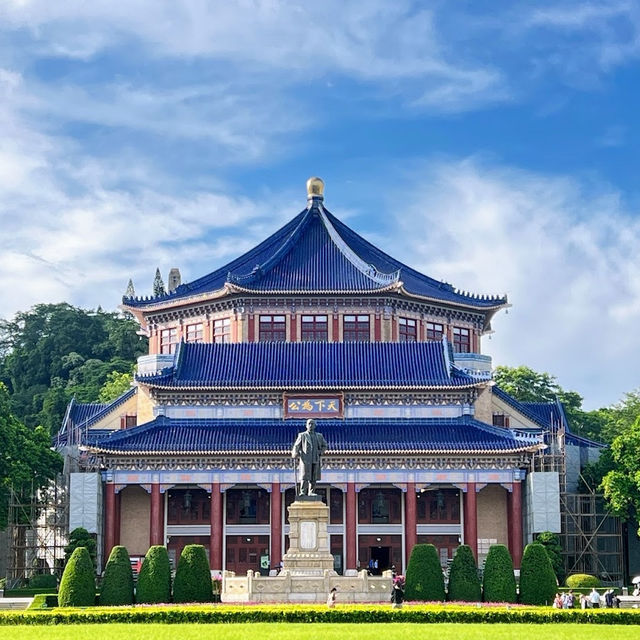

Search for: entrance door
xmin=369 ymin=546 xmax=390 ymax=575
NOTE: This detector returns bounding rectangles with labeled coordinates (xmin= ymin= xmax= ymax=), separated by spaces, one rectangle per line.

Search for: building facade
xmin=57 ymin=177 xmax=609 ymax=579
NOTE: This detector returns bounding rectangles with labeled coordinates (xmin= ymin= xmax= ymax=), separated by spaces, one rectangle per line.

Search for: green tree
xmin=519 ymin=543 xmax=557 ymax=605
xmin=0 ymin=382 xmax=62 ymax=528
xmin=58 ymin=547 xmax=95 ymax=607
xmin=152 ymin=268 xmax=165 ymax=297
xmin=136 ymin=545 xmax=172 ymax=604
xmin=602 ymin=416 xmax=640 ymax=535
xmin=535 ymin=531 xmax=564 ymax=585
xmin=447 ymin=545 xmax=481 ymax=602
xmin=404 ymin=543 xmax=445 ymax=602
xmin=100 ymin=546 xmax=134 ymax=606
xmin=173 ymin=544 xmax=213 ymax=603
xmin=64 ymin=527 xmax=97 ymax=569
xmin=482 ymin=544 xmax=516 ymax=603
xmin=98 ymin=371 xmax=133 ymax=403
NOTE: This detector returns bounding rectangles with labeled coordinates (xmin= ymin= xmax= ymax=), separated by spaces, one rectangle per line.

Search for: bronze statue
xmin=291 ymin=418 xmax=328 ymax=496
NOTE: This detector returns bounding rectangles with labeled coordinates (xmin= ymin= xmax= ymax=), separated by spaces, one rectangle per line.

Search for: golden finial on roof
xmin=306 ymin=176 xmax=324 ymax=199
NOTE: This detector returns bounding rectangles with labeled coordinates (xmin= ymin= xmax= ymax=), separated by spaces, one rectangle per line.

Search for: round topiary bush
xmin=99 ymin=545 xmax=134 ymax=606
xmin=58 ymin=547 xmax=95 ymax=607
xmin=566 ymin=573 xmax=601 ymax=589
xmin=519 ymin=542 xmax=557 ymax=605
xmin=482 ymin=544 xmax=517 ymax=603
xmin=448 ymin=544 xmax=481 ymax=602
xmin=173 ymin=544 xmax=212 ymax=603
xmin=405 ymin=543 xmax=445 ymax=602
xmin=137 ymin=545 xmax=172 ymax=604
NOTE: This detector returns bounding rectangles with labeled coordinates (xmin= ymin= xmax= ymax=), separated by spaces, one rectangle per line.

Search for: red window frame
xmin=213 ymin=318 xmax=231 ymax=343
xmin=426 ymin=322 xmax=444 ymax=341
xmin=301 ymin=315 xmax=328 ymax=342
xmin=185 ymin=323 xmax=203 ymax=344
xmin=160 ymin=327 xmax=178 ymax=354
xmin=453 ymin=327 xmax=471 ymax=353
xmin=398 ymin=317 xmax=417 ymax=342
xmin=343 ymin=314 xmax=370 ymax=342
xmin=258 ymin=315 xmax=286 ymax=342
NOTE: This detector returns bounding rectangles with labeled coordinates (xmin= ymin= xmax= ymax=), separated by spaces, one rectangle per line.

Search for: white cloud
xmin=391 ymin=158 xmax=640 ymax=409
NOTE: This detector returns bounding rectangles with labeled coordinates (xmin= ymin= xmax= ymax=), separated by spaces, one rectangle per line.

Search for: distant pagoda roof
xmin=136 ymin=340 xmax=481 ymax=391
xmin=90 ymin=415 xmax=541 ymax=456
xmin=123 ymin=179 xmax=507 ymax=312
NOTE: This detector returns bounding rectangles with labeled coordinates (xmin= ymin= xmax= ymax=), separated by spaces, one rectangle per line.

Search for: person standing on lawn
xmin=590 ymin=588 xmax=601 ymax=609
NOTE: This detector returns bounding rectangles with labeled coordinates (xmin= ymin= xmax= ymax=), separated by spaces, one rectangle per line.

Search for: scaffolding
xmin=5 ymin=475 xmax=69 ymax=588
xmin=531 ymin=406 xmax=624 ymax=585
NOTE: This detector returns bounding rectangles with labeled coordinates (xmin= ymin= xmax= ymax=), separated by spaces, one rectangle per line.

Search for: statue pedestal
xmin=282 ymin=498 xmax=335 ymax=576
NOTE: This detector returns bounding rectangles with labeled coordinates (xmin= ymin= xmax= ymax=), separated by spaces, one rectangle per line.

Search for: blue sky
xmin=0 ymin=1 xmax=639 ymax=409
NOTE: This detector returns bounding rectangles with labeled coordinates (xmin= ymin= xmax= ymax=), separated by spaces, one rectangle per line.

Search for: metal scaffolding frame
xmin=5 ymin=475 xmax=69 ymax=588
xmin=532 ymin=408 xmax=624 ymax=585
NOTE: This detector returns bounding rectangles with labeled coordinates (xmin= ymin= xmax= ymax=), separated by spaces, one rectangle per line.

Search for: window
xmin=160 ymin=327 xmax=178 ymax=354
xmin=259 ymin=315 xmax=286 ymax=342
xmin=493 ymin=414 xmax=510 ymax=428
xmin=399 ymin=317 xmax=417 ymax=342
xmin=213 ymin=318 xmax=231 ymax=343
xmin=426 ymin=322 xmax=444 ymax=341
xmin=453 ymin=327 xmax=471 ymax=353
xmin=343 ymin=314 xmax=370 ymax=342
xmin=185 ymin=323 xmax=203 ymax=343
xmin=301 ymin=315 xmax=328 ymax=342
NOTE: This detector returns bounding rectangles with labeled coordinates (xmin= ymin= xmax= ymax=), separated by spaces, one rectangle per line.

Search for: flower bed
xmin=1 ymin=603 xmax=640 ymax=625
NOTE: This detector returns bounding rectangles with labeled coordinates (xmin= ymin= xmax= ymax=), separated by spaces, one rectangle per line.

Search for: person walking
xmin=327 ymin=587 xmax=337 ymax=608
xmin=391 ymin=579 xmax=405 ymax=609
xmin=589 ymin=588 xmax=601 ymax=609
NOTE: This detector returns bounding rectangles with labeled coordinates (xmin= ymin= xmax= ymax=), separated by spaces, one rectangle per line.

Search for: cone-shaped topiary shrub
xmin=173 ymin=544 xmax=212 ymax=603
xmin=58 ymin=547 xmax=95 ymax=607
xmin=99 ymin=545 xmax=134 ymax=606
xmin=137 ymin=545 xmax=172 ymax=604
xmin=519 ymin=542 xmax=557 ymax=605
xmin=448 ymin=544 xmax=481 ymax=602
xmin=405 ymin=543 xmax=445 ymax=602
xmin=482 ymin=544 xmax=517 ymax=602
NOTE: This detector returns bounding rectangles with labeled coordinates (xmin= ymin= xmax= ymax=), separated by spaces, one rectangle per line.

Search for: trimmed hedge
xmin=173 ymin=544 xmax=212 ymax=603
xmin=482 ymin=544 xmax=517 ymax=603
xmin=28 ymin=594 xmax=58 ymax=609
xmin=58 ymin=547 xmax=95 ymax=608
xmin=519 ymin=543 xmax=557 ymax=606
xmin=28 ymin=574 xmax=57 ymax=589
xmin=566 ymin=574 xmax=601 ymax=589
xmin=100 ymin=546 xmax=134 ymax=606
xmin=2 ymin=604 xmax=640 ymax=625
xmin=405 ymin=543 xmax=445 ymax=602
xmin=448 ymin=544 xmax=481 ymax=602
xmin=137 ymin=545 xmax=172 ymax=604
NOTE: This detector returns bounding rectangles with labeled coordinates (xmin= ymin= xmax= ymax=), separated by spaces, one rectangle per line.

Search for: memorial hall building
xmin=58 ymin=178 xmax=606 ymax=578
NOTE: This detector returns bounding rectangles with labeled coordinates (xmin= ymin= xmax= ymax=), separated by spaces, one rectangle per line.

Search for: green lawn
xmin=0 ymin=624 xmax=638 ymax=640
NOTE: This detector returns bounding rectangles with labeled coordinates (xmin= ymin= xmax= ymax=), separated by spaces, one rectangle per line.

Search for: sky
xmin=0 ymin=1 xmax=639 ymax=409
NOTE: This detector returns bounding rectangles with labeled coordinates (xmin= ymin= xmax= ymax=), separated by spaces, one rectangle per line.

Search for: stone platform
xmin=221 ymin=497 xmax=392 ymax=603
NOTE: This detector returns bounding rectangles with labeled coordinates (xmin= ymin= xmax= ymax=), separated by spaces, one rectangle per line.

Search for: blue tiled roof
xmin=520 ymin=401 xmax=565 ymax=429
xmin=492 ymin=386 xmax=551 ymax=429
xmin=123 ymin=200 xmax=506 ymax=310
xmin=137 ymin=341 xmax=479 ymax=390
xmin=92 ymin=415 xmax=540 ymax=455
xmin=68 ymin=399 xmax=109 ymax=428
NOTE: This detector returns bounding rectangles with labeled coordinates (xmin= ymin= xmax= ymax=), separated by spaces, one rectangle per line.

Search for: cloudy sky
xmin=0 ymin=1 xmax=639 ymax=409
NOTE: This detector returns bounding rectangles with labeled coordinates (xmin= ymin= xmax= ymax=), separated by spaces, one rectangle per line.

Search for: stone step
xmin=0 ymin=598 xmax=33 ymax=610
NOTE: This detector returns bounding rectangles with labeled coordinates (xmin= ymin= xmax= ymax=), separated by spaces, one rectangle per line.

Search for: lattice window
xmin=343 ymin=314 xmax=370 ymax=342
xmin=160 ymin=327 xmax=178 ymax=354
xmin=453 ymin=327 xmax=471 ymax=353
xmin=301 ymin=315 xmax=328 ymax=342
xmin=258 ymin=315 xmax=286 ymax=342
xmin=399 ymin=317 xmax=417 ymax=342
xmin=213 ymin=318 xmax=231 ymax=343
xmin=185 ymin=323 xmax=203 ymax=343
xmin=426 ymin=322 xmax=444 ymax=341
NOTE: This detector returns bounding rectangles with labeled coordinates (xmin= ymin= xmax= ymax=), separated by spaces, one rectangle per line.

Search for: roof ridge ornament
xmin=306 ymin=176 xmax=325 ymax=205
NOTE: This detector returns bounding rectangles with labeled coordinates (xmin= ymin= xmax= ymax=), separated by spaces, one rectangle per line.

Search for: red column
xmin=374 ymin=315 xmax=381 ymax=342
xmin=510 ymin=481 xmax=523 ymax=568
xmin=270 ymin=483 xmax=282 ymax=570
xmin=114 ymin=491 xmax=121 ymax=546
xmin=333 ymin=314 xmax=340 ymax=342
xmin=104 ymin=483 xmax=116 ymax=560
xmin=248 ymin=315 xmax=255 ymax=343
xmin=391 ymin=317 xmax=398 ymax=341
xmin=210 ymin=483 xmax=223 ymax=570
xmin=149 ymin=483 xmax=163 ymax=547
xmin=289 ymin=316 xmax=297 ymax=342
xmin=464 ymin=482 xmax=478 ymax=560
xmin=405 ymin=483 xmax=417 ymax=570
xmin=346 ymin=483 xmax=357 ymax=570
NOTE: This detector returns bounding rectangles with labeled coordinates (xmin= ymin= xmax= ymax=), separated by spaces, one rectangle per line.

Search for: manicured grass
xmin=0 ymin=624 xmax=638 ymax=640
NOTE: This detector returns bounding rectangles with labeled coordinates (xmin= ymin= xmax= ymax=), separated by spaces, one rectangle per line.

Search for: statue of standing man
xmin=292 ymin=418 xmax=328 ymax=497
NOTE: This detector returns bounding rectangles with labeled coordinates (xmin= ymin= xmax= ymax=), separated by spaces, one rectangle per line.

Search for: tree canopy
xmin=0 ymin=303 xmax=146 ymax=434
